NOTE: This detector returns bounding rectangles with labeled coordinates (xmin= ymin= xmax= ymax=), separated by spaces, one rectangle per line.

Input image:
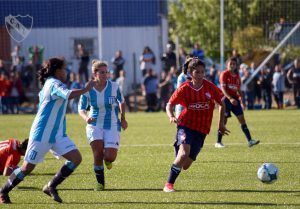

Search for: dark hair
xmin=38 ymin=57 xmax=65 ymax=85
xmin=229 ymin=57 xmax=237 ymax=63
xmin=20 ymin=138 xmax=28 ymax=151
xmin=183 ymin=57 xmax=205 ymax=74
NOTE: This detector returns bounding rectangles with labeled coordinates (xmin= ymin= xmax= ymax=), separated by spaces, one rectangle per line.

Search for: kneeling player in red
xmin=0 ymin=139 xmax=28 ymax=176
xmin=163 ymin=57 xmax=229 ymax=192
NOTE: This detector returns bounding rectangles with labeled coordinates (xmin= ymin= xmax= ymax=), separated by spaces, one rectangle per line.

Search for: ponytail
xmin=38 ymin=57 xmax=65 ymax=85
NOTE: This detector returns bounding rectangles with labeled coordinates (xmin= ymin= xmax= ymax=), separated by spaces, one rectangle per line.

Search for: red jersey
xmin=219 ymin=70 xmax=241 ymax=99
xmin=0 ymin=139 xmax=22 ymax=173
xmin=169 ymin=79 xmax=224 ymax=134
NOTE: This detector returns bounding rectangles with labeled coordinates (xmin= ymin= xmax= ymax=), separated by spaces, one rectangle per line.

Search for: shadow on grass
xmin=17 ymin=187 xmax=300 ymax=194
xmin=19 ymin=201 xmax=300 ymax=207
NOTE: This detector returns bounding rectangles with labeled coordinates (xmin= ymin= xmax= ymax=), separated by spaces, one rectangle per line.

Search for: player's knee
xmin=104 ymin=154 xmax=117 ymax=162
xmin=178 ymin=152 xmax=189 ymax=162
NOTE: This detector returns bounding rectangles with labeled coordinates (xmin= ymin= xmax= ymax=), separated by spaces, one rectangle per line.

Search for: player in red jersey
xmin=0 ymin=139 xmax=28 ymax=176
xmin=163 ymin=57 xmax=229 ymax=192
xmin=215 ymin=57 xmax=260 ymax=148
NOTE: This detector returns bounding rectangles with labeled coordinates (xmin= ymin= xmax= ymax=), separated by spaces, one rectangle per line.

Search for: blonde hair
xmin=92 ymin=59 xmax=108 ymax=72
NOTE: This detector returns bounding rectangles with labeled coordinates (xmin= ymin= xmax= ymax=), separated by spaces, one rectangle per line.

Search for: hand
xmin=85 ymin=80 xmax=95 ymax=91
xmin=169 ymin=116 xmax=178 ymax=124
xmin=229 ymin=98 xmax=238 ymax=106
xmin=121 ymin=118 xmax=128 ymax=130
xmin=218 ymin=124 xmax=230 ymax=136
xmin=85 ymin=117 xmax=96 ymax=124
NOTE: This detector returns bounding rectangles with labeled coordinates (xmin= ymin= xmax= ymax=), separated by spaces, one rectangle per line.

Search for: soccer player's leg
xmin=86 ymin=126 xmax=105 ymax=190
xmin=216 ymin=98 xmax=231 ymax=148
xmin=103 ymin=130 xmax=120 ymax=170
xmin=234 ymin=105 xmax=260 ymax=147
xmin=183 ymin=132 xmax=206 ymax=170
xmin=0 ymin=162 xmax=35 ymax=204
xmin=164 ymin=127 xmax=192 ymax=193
xmin=45 ymin=137 xmax=81 ymax=202
xmin=1 ymin=139 xmax=46 ymax=204
xmin=90 ymin=140 xmax=105 ymax=191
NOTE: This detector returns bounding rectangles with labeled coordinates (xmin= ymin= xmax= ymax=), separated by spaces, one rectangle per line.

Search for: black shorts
xmin=174 ymin=126 xmax=206 ymax=161
xmin=224 ymin=97 xmax=243 ymax=118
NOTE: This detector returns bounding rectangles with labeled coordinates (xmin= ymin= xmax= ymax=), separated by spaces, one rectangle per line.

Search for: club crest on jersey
xmin=188 ymin=102 xmax=209 ymax=110
xmin=205 ymin=92 xmax=211 ymax=99
xmin=108 ymin=96 xmax=116 ymax=104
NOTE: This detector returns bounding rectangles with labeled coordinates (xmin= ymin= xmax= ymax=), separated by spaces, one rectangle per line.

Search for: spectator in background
xmin=287 ymin=58 xmax=300 ymax=107
xmin=11 ymin=45 xmax=23 ymax=68
xmin=0 ymin=60 xmax=7 ymax=76
xmin=28 ymin=45 xmax=44 ymax=71
xmin=116 ymin=70 xmax=132 ymax=112
xmin=250 ymin=62 xmax=262 ymax=106
xmin=158 ymin=71 xmax=172 ymax=111
xmin=161 ymin=43 xmax=177 ymax=73
xmin=271 ymin=17 xmax=285 ymax=41
xmin=207 ymin=65 xmax=218 ymax=85
xmin=259 ymin=66 xmax=273 ymax=109
xmin=231 ymin=49 xmax=243 ymax=69
xmin=272 ymin=65 xmax=285 ymax=109
xmin=7 ymin=71 xmax=24 ymax=114
xmin=76 ymin=43 xmax=90 ymax=83
xmin=140 ymin=46 xmax=155 ymax=77
xmin=178 ymin=47 xmax=187 ymax=68
xmin=142 ymin=69 xmax=158 ymax=112
xmin=111 ymin=50 xmax=125 ymax=81
xmin=191 ymin=43 xmax=205 ymax=60
xmin=241 ymin=66 xmax=255 ymax=110
xmin=0 ymin=72 xmax=10 ymax=114
xmin=68 ymin=72 xmax=84 ymax=113
xmin=20 ymin=60 xmax=33 ymax=90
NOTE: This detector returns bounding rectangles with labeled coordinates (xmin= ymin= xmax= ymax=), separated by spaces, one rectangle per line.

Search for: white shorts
xmin=86 ymin=125 xmax=120 ymax=149
xmin=24 ymin=136 xmax=77 ymax=164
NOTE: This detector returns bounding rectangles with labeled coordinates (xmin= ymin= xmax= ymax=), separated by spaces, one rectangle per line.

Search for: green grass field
xmin=0 ymin=110 xmax=300 ymax=208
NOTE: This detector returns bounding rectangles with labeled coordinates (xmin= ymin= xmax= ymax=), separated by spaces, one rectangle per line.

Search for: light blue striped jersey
xmin=29 ymin=77 xmax=71 ymax=143
xmin=175 ymin=73 xmax=189 ymax=118
xmin=78 ymin=80 xmax=124 ymax=131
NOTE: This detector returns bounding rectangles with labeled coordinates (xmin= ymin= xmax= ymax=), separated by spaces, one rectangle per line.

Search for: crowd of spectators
xmin=0 ymin=42 xmax=299 ymax=115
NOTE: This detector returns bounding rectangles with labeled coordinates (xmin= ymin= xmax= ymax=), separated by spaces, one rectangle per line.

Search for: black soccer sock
xmin=217 ymin=131 xmax=223 ymax=143
xmin=167 ymin=164 xmax=182 ymax=184
xmin=241 ymin=124 xmax=252 ymax=142
xmin=94 ymin=165 xmax=105 ymax=185
xmin=0 ymin=168 xmax=26 ymax=194
xmin=49 ymin=161 xmax=77 ymax=188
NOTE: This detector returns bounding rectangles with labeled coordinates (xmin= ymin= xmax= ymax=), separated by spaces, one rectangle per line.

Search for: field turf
xmin=0 ymin=110 xmax=299 ymax=208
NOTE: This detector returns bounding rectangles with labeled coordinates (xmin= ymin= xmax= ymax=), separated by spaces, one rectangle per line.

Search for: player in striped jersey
xmin=0 ymin=139 xmax=28 ymax=176
xmin=163 ymin=58 xmax=229 ymax=192
xmin=78 ymin=60 xmax=128 ymax=191
xmin=175 ymin=57 xmax=192 ymax=118
xmin=0 ymin=57 xmax=94 ymax=204
xmin=215 ymin=57 xmax=260 ymax=148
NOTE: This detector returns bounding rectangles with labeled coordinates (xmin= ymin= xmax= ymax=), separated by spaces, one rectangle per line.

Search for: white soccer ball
xmin=257 ymin=163 xmax=279 ymax=184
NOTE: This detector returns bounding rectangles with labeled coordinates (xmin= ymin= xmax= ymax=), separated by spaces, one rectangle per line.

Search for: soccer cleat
xmin=248 ymin=139 xmax=260 ymax=147
xmin=94 ymin=183 xmax=105 ymax=191
xmin=0 ymin=193 xmax=11 ymax=204
xmin=105 ymin=161 xmax=113 ymax=170
xmin=163 ymin=183 xmax=175 ymax=193
xmin=215 ymin=142 xmax=225 ymax=148
xmin=43 ymin=184 xmax=62 ymax=203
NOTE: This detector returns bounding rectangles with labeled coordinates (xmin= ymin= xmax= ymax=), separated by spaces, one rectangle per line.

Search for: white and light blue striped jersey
xmin=29 ymin=77 xmax=71 ymax=143
xmin=78 ymin=80 xmax=124 ymax=131
xmin=175 ymin=73 xmax=189 ymax=118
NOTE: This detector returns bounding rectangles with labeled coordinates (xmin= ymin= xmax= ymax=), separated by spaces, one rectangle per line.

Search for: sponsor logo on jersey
xmin=188 ymin=102 xmax=209 ymax=110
